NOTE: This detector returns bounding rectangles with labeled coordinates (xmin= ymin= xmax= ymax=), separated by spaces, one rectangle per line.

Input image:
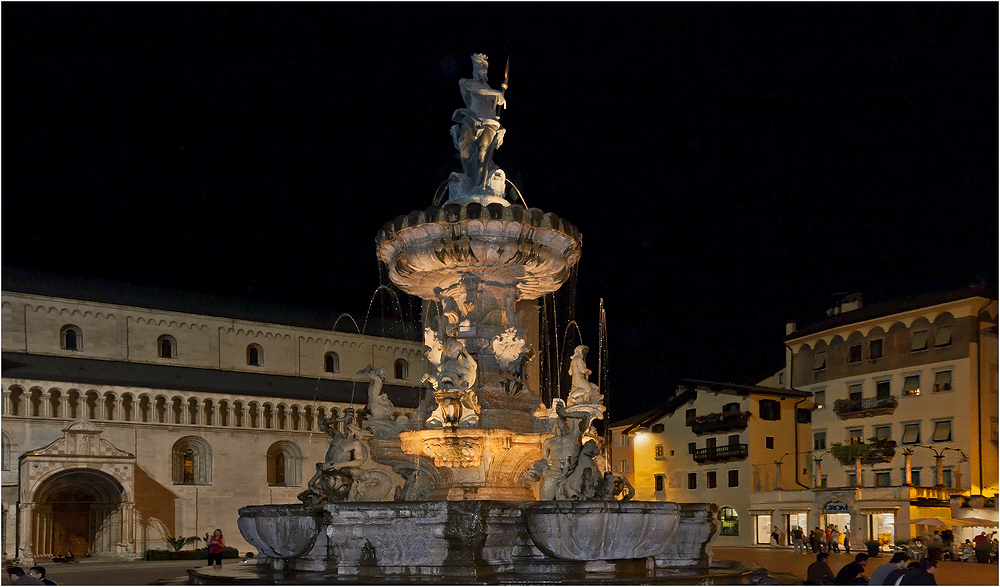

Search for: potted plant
xmin=864 ymin=539 xmax=881 ymax=557
xmin=830 ymin=442 xmax=870 ymax=466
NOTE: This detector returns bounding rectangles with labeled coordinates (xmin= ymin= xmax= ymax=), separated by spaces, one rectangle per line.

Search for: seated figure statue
xmin=298 ymin=410 xmax=366 ymax=506
xmin=448 ymin=53 xmax=507 ymax=203
xmin=566 ymin=345 xmax=603 ymax=406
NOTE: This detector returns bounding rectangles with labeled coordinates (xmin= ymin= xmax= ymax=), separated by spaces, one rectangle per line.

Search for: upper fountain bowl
xmin=376 ymin=203 xmax=582 ymax=301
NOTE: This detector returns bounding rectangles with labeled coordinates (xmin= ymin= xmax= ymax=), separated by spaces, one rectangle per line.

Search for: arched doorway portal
xmin=33 ymin=469 xmax=124 ymax=558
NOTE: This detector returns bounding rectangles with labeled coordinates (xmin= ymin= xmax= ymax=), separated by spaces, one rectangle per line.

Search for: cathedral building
xmin=1 ymin=273 xmax=427 ymax=562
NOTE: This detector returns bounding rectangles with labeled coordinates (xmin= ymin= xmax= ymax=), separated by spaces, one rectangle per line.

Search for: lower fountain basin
xmin=237 ymin=504 xmax=323 ymax=562
xmin=525 ymin=501 xmax=680 ymax=561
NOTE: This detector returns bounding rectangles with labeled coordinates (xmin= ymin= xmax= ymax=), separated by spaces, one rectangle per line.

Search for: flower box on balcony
xmin=690 ymin=411 xmax=750 ymax=434
xmin=831 ymin=438 xmax=897 ymax=466
xmin=833 ymin=395 xmax=898 ymax=419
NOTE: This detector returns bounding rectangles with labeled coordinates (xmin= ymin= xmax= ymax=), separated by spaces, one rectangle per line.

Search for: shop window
xmin=654 ymin=475 xmax=664 ymax=492
xmin=814 ymin=431 xmax=827 ymax=450
xmin=719 ymin=507 xmax=739 ymax=536
xmin=848 ymin=344 xmax=862 ymax=363
xmin=707 ymin=471 xmax=717 ymax=488
xmin=394 ymin=359 xmax=409 ymax=379
xmin=759 ymin=399 xmax=780 ymax=421
xmin=158 ymin=335 xmax=177 ymax=359
xmin=324 ymin=352 xmax=340 ymax=373
xmin=654 ymin=444 xmax=664 ymax=458
xmin=728 ymin=469 xmax=739 ymax=487
xmin=933 ymin=371 xmax=952 ymax=392
xmin=931 ymin=420 xmax=952 ymax=442
xmin=901 ymin=423 xmax=921 ymax=444
xmin=60 ymin=325 xmax=82 ymax=351
xmin=876 ymin=380 xmax=890 ymax=399
xmin=902 ymin=375 xmax=921 ymax=396
xmin=934 ymin=326 xmax=953 ymax=348
xmin=687 ymin=473 xmax=697 ymax=489
xmin=756 ymin=514 xmax=772 ymax=545
xmin=247 ymin=344 xmax=263 ymax=366
xmin=875 ymin=471 xmax=892 ymax=487
xmin=813 ymin=351 xmax=827 ymax=371
xmin=911 ymin=330 xmax=929 ymax=352
xmin=869 ymin=339 xmax=883 ymax=360
xmin=813 ymin=390 xmax=825 ymax=409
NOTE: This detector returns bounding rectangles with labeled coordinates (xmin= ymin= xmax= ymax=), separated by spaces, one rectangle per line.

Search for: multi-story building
xmin=609 ymin=379 xmax=812 ymax=547
xmin=611 ymin=285 xmax=998 ymax=548
xmin=1 ymin=275 xmax=428 ymax=562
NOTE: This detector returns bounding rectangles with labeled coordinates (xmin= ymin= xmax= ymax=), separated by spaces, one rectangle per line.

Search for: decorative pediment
xmin=24 ymin=421 xmax=134 ymax=460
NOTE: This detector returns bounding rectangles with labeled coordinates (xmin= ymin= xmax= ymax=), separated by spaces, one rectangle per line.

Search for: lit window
xmin=707 ymin=471 xmax=717 ymax=488
xmin=719 ymin=507 xmax=739 ymax=536
xmin=901 ymin=423 xmax=921 ymax=444
xmin=247 ymin=344 xmax=263 ymax=366
xmin=813 ymin=351 xmax=827 ymax=371
xmin=869 ymin=339 xmax=883 ymax=360
xmin=814 ymin=431 xmax=827 ymax=450
xmin=931 ymin=420 xmax=952 ymax=442
xmin=934 ymin=326 xmax=953 ymax=348
xmin=60 ymin=325 xmax=82 ymax=351
xmin=654 ymin=444 xmax=664 ymax=458
xmin=911 ymin=330 xmax=929 ymax=352
xmin=172 ymin=436 xmax=212 ymax=485
xmin=848 ymin=428 xmax=864 ymax=445
xmin=687 ymin=472 xmax=697 ymax=489
xmin=654 ymin=475 xmax=664 ymax=492
xmin=324 ymin=352 xmax=340 ymax=373
xmin=728 ymin=470 xmax=739 ymax=487
xmin=814 ymin=390 xmax=825 ymax=409
xmin=158 ymin=335 xmax=177 ymax=359
xmin=848 ymin=344 xmax=862 ymax=363
xmin=902 ymin=375 xmax=921 ymax=396
xmin=933 ymin=371 xmax=952 ymax=392
xmin=394 ymin=359 xmax=408 ymax=379
xmin=875 ymin=471 xmax=891 ymax=487
xmin=874 ymin=425 xmax=891 ymax=440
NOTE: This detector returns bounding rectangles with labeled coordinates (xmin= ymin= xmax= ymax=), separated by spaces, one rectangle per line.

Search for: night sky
xmin=3 ymin=4 xmax=997 ymax=418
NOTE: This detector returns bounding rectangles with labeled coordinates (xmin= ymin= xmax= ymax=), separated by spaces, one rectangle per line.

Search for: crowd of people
xmin=788 ymin=525 xmax=853 ymax=554
xmin=806 ymin=552 xmax=939 ymax=585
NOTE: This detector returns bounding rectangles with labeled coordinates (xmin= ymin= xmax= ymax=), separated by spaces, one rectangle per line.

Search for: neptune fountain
xmin=228 ymin=54 xmax=724 ymax=583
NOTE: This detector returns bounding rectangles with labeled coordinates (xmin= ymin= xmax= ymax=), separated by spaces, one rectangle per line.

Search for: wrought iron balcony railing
xmin=693 ymin=443 xmax=749 ymax=463
xmin=833 ymin=395 xmax=898 ymax=419
xmin=690 ymin=411 xmax=750 ymax=435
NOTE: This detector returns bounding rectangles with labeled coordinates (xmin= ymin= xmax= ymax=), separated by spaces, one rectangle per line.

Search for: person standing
xmin=830 ymin=526 xmax=841 ymax=553
xmin=844 ymin=526 xmax=851 ymax=554
xmin=825 ymin=527 xmax=833 ymax=553
xmin=771 ymin=526 xmax=780 ymax=546
xmin=793 ymin=526 xmax=806 ymax=554
xmin=207 ymin=528 xmax=226 ymax=570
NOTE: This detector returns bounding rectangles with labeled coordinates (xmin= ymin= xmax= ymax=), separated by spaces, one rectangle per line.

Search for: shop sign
xmin=824 ymin=501 xmax=849 ymax=513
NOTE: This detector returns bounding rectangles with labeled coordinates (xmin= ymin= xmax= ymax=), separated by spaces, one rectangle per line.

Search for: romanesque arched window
xmin=325 ymin=352 xmax=340 ymax=373
xmin=172 ymin=436 xmax=212 ymax=485
xmin=158 ymin=335 xmax=177 ymax=359
xmin=266 ymin=441 xmax=303 ymax=486
xmin=247 ymin=344 xmax=263 ymax=366
xmin=61 ymin=325 xmax=82 ymax=351
xmin=394 ymin=359 xmax=408 ymax=380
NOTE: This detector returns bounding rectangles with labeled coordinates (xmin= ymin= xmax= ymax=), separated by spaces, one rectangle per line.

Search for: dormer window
xmin=60 ymin=325 xmax=82 ymax=351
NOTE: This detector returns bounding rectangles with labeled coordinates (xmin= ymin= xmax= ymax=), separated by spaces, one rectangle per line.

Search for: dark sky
xmin=3 ymin=3 xmax=997 ymax=418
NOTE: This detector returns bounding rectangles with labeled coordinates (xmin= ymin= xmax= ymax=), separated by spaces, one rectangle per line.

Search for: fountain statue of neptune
xmin=448 ymin=53 xmax=507 ymax=204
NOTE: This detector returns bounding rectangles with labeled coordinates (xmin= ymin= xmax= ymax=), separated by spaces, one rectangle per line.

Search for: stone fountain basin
xmin=237 ymin=504 xmax=323 ymax=560
xmin=525 ymin=501 xmax=680 ymax=561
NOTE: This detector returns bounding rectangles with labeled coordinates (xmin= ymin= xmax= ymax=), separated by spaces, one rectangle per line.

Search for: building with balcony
xmin=1 ymin=273 xmax=429 ymax=562
xmin=608 ymin=379 xmax=812 ymax=547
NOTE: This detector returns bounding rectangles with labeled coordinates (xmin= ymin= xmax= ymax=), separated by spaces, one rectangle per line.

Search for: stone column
xmin=114 ymin=396 xmax=124 ymax=421
xmin=19 ymin=502 xmax=35 ymax=563
xmin=1 ymin=389 xmax=10 ymax=415
xmin=854 ymin=457 xmax=862 ymax=487
xmin=935 ymin=455 xmax=945 ymax=486
xmin=774 ymin=461 xmax=783 ymax=490
xmin=903 ymin=449 xmax=913 ymax=486
xmin=814 ymin=458 xmax=823 ymax=488
xmin=60 ymin=393 xmax=71 ymax=420
xmin=241 ymin=404 xmax=250 ymax=428
xmin=180 ymin=398 xmax=191 ymax=425
xmin=210 ymin=402 xmax=219 ymax=427
xmin=40 ymin=392 xmax=51 ymax=418
xmin=95 ymin=394 xmax=107 ymax=421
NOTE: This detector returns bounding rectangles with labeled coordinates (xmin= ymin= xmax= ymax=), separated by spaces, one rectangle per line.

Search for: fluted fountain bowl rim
xmin=525 ymin=500 xmax=681 ymax=561
xmin=237 ymin=504 xmax=323 ymax=560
